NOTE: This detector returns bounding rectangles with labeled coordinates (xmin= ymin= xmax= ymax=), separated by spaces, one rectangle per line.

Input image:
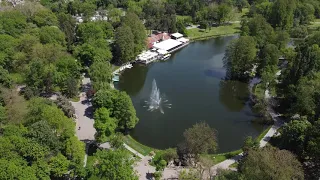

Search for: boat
xmin=161 ymin=54 xmax=171 ymax=61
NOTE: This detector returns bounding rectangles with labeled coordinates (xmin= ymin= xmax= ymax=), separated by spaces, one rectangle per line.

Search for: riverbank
xmin=187 ymin=23 xmax=241 ymax=41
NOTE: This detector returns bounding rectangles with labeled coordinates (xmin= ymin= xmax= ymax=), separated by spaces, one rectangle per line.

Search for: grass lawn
xmin=186 ymin=23 xmax=241 ymax=40
xmin=253 ymin=83 xmax=265 ymax=100
xmin=256 ymin=125 xmax=272 ymax=142
xmin=123 ymin=135 xmax=156 ymax=156
xmin=229 ymin=162 xmax=239 ymax=168
xmin=233 ymin=8 xmax=249 ymax=21
xmin=201 ymin=149 xmax=243 ymax=164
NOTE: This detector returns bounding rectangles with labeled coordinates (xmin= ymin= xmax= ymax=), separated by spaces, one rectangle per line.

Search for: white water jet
xmin=145 ymin=79 xmax=171 ymax=114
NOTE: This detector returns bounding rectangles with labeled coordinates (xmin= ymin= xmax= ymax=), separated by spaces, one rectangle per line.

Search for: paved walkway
xmin=71 ymin=77 xmax=96 ymax=141
xmin=71 ymin=76 xmax=96 ymax=167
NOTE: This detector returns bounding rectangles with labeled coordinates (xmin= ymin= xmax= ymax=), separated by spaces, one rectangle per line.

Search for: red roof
xmin=147 ymin=33 xmax=171 ymax=49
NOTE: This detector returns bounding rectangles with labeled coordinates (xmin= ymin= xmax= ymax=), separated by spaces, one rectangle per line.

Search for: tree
xmin=223 ymin=36 xmax=257 ymax=81
xmin=57 ymin=13 xmax=76 ymax=50
xmin=92 ymin=89 xmax=139 ymax=131
xmin=39 ymin=26 xmax=66 ymax=46
xmin=0 ymin=10 xmax=27 ymax=37
xmin=122 ymin=12 xmax=146 ymax=55
xmin=115 ymin=24 xmax=135 ymax=63
xmin=0 ymin=66 xmax=12 ymax=87
xmin=178 ymin=169 xmax=200 ymax=180
xmin=87 ymin=149 xmax=138 ymax=180
xmin=112 ymin=91 xmax=139 ymax=131
xmin=55 ymin=96 xmax=75 ymax=118
xmin=49 ymin=153 xmax=70 ymax=178
xmin=181 ymin=122 xmax=217 ymax=155
xmin=64 ymin=136 xmax=85 ymax=177
xmin=74 ymin=39 xmax=112 ymax=66
xmin=269 ymin=0 xmax=296 ymax=30
xmin=89 ymin=61 xmax=112 ymax=91
xmin=241 ymin=14 xmax=275 ymax=47
xmin=280 ymin=119 xmax=311 ymax=155
xmin=94 ymin=108 xmax=117 ymax=142
xmin=32 ymin=9 xmax=58 ymax=27
xmin=27 ymin=120 xmax=62 ymax=152
xmin=242 ymin=136 xmax=259 ymax=154
xmin=258 ymin=43 xmax=279 ymax=74
xmin=239 ymin=147 xmax=304 ymax=180
xmin=76 ymin=22 xmax=106 ymax=43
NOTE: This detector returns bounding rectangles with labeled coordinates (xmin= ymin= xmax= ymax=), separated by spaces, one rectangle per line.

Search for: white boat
xmin=161 ymin=54 xmax=171 ymax=60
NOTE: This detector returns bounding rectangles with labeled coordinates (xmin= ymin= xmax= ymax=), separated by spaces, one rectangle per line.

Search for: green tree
xmin=280 ymin=119 xmax=311 ymax=155
xmin=39 ymin=26 xmax=66 ymax=46
xmin=112 ymin=91 xmax=139 ymax=131
xmin=115 ymin=24 xmax=135 ymax=63
xmin=57 ymin=13 xmax=76 ymax=50
xmin=269 ymin=0 xmax=296 ymax=30
xmin=223 ymin=36 xmax=257 ymax=81
xmin=89 ymin=61 xmax=112 ymax=91
xmin=0 ymin=10 xmax=27 ymax=37
xmin=94 ymin=108 xmax=117 ymax=142
xmin=27 ymin=120 xmax=62 ymax=152
xmin=239 ymin=147 xmax=304 ymax=180
xmin=49 ymin=153 xmax=70 ymax=178
xmin=74 ymin=39 xmax=113 ymax=66
xmin=76 ymin=22 xmax=106 ymax=43
xmin=180 ymin=122 xmax=217 ymax=155
xmin=87 ymin=149 xmax=138 ymax=180
xmin=122 ymin=12 xmax=146 ymax=55
xmin=32 ymin=9 xmax=58 ymax=27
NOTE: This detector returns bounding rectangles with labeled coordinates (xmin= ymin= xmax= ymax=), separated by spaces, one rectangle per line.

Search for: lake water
xmin=116 ymin=36 xmax=265 ymax=153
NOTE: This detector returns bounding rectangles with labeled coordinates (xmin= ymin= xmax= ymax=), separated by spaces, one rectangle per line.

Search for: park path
xmin=71 ymin=77 xmax=96 ymax=141
xmin=71 ymin=76 xmax=96 ymax=167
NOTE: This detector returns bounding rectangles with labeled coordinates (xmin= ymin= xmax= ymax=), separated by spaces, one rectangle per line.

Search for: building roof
xmin=177 ymin=37 xmax=189 ymax=43
xmin=171 ymin=32 xmax=183 ymax=39
xmin=153 ymin=39 xmax=182 ymax=51
xmin=157 ymin=49 xmax=169 ymax=55
xmin=147 ymin=33 xmax=171 ymax=49
xmin=137 ymin=51 xmax=158 ymax=61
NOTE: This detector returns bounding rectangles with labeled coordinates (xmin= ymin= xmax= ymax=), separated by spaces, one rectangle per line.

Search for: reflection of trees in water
xmin=117 ymin=65 xmax=148 ymax=96
xmin=219 ymin=80 xmax=250 ymax=112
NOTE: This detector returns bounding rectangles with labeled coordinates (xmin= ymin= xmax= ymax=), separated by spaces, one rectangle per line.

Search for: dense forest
xmin=0 ymin=0 xmax=320 ymax=179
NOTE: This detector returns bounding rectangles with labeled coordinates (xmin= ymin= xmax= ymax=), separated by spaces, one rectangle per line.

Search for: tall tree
xmin=179 ymin=122 xmax=217 ymax=156
xmin=122 ymin=12 xmax=146 ymax=56
xmin=94 ymin=108 xmax=117 ymax=142
xmin=86 ymin=149 xmax=138 ymax=180
xmin=269 ymin=0 xmax=296 ymax=30
xmin=89 ymin=61 xmax=112 ymax=91
xmin=115 ymin=24 xmax=135 ymax=63
xmin=223 ymin=36 xmax=257 ymax=81
xmin=239 ymin=147 xmax=304 ymax=180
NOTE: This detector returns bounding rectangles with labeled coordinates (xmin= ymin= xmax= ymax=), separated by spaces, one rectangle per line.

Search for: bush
xmin=55 ymin=96 xmax=75 ymax=118
xmin=290 ymin=26 xmax=308 ymax=38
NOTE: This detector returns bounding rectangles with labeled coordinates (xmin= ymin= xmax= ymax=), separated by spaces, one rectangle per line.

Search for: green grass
xmin=123 ymin=135 xmax=155 ymax=156
xmin=229 ymin=162 xmax=239 ymax=168
xmin=201 ymin=149 xmax=243 ymax=164
xmin=253 ymin=83 xmax=265 ymax=100
xmin=256 ymin=126 xmax=272 ymax=142
xmin=233 ymin=8 xmax=249 ymax=21
xmin=71 ymin=96 xmax=80 ymax=102
xmin=186 ymin=23 xmax=241 ymax=40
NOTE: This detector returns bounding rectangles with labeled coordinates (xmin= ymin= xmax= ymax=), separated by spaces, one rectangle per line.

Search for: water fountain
xmin=145 ymin=79 xmax=171 ymax=114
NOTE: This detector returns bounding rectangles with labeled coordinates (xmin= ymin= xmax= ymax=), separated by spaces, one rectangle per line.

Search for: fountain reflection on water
xmin=144 ymin=79 xmax=171 ymax=114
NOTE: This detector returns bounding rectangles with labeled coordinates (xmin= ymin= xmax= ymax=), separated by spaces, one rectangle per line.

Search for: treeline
xmin=0 ymin=0 xmax=143 ymax=179
xmin=221 ymin=0 xmax=320 ymax=179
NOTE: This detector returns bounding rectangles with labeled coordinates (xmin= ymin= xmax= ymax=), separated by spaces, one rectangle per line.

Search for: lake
xmin=116 ymin=36 xmax=265 ymax=153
